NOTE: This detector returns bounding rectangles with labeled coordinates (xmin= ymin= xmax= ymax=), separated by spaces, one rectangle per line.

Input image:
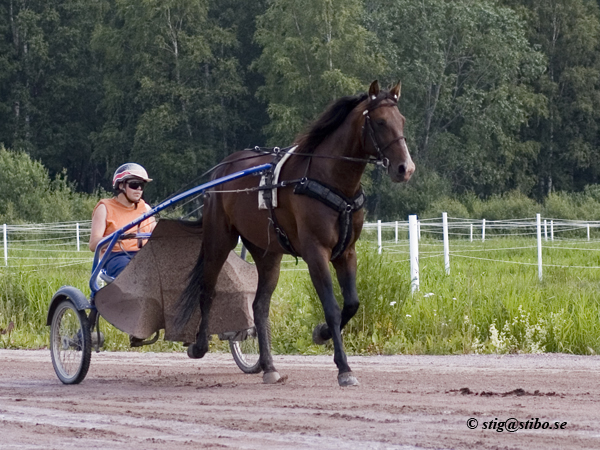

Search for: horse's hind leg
xmin=243 ymin=240 xmax=282 ymax=384
xmin=313 ymin=248 xmax=360 ymax=344
xmin=187 ymin=226 xmax=238 ymax=359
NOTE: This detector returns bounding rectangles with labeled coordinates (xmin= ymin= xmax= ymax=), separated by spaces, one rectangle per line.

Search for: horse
xmin=177 ymin=80 xmax=414 ymax=386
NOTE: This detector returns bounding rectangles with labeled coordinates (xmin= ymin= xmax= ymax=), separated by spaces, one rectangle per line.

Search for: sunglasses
xmin=126 ymin=181 xmax=146 ymax=190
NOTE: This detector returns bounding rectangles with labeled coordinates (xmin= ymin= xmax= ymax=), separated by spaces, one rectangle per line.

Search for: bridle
xmin=361 ymin=96 xmax=407 ymax=171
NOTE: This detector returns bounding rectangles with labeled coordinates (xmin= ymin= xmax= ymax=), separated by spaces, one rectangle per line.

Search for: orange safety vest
xmin=93 ymin=198 xmax=154 ymax=253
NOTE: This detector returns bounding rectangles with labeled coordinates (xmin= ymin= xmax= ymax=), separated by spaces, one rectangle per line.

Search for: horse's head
xmin=362 ymin=80 xmax=415 ymax=183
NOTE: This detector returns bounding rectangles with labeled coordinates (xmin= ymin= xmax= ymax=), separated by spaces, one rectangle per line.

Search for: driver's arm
xmin=144 ymin=203 xmax=157 ymax=233
xmin=89 ymin=204 xmax=108 ymax=252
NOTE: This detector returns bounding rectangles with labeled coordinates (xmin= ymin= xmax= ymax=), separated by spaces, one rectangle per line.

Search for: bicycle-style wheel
xmin=229 ymin=327 xmax=261 ymax=374
xmin=50 ymin=300 xmax=92 ymax=384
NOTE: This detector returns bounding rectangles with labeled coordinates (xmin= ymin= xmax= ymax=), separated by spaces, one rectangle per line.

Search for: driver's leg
xmin=104 ymin=251 xmax=136 ymax=279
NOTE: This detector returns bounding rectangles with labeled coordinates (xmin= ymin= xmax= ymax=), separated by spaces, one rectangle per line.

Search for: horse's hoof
xmin=186 ymin=343 xmax=206 ymax=359
xmin=263 ymin=371 xmax=281 ymax=384
xmin=312 ymin=323 xmax=329 ymax=345
xmin=338 ymin=372 xmax=359 ymax=387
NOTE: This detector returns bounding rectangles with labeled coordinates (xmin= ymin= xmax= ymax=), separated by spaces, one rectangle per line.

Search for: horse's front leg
xmin=312 ymin=247 xmax=359 ymax=344
xmin=244 ymin=241 xmax=283 ymax=384
xmin=304 ymin=247 xmax=358 ymax=387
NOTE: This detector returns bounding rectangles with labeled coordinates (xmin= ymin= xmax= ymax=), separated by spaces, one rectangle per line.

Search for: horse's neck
xmin=309 ymin=117 xmax=366 ymax=197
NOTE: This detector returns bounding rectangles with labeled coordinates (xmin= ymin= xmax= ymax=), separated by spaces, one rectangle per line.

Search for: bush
xmin=470 ymin=190 xmax=539 ymax=220
xmin=365 ymin=167 xmax=452 ymax=220
xmin=421 ymin=196 xmax=470 ymax=219
xmin=0 ymin=145 xmax=101 ymax=223
xmin=543 ymin=190 xmax=600 ymax=220
xmin=392 ymin=184 xmax=600 ymax=221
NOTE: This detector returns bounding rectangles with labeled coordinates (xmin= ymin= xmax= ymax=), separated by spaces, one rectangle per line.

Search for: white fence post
xmin=470 ymin=223 xmax=473 ymax=242
xmin=3 ymin=224 xmax=7 ymax=267
xmin=395 ymin=221 xmax=399 ymax=244
xmin=544 ymin=219 xmax=548 ymax=241
xmin=76 ymin=222 xmax=80 ymax=252
xmin=442 ymin=212 xmax=450 ymax=275
xmin=409 ymin=215 xmax=419 ymax=293
xmin=587 ymin=223 xmax=590 ymax=241
xmin=551 ymin=220 xmax=554 ymax=241
xmin=377 ymin=220 xmax=382 ymax=254
xmin=417 ymin=220 xmax=421 ymax=241
xmin=482 ymin=219 xmax=486 ymax=242
xmin=537 ymin=214 xmax=543 ymax=282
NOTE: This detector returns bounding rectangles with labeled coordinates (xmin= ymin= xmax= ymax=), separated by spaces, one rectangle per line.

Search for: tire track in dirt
xmin=1 ymin=350 xmax=600 ymax=449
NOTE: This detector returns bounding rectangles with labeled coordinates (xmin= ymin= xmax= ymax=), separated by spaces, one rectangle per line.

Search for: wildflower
xmin=424 ymin=293 xmax=434 ymax=298
xmin=406 ymin=314 xmax=411 ymax=318
xmin=390 ymin=301 xmax=396 ymax=306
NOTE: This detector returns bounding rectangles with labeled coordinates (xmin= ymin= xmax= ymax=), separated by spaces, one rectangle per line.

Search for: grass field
xmin=1 ymin=231 xmax=600 ymax=355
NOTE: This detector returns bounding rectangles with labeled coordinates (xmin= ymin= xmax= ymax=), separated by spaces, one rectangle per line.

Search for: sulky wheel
xmin=229 ymin=326 xmax=261 ymax=374
xmin=50 ymin=299 xmax=92 ymax=384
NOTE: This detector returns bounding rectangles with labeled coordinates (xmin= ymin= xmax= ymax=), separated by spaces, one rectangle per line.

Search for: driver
xmin=89 ymin=163 xmax=156 ymax=279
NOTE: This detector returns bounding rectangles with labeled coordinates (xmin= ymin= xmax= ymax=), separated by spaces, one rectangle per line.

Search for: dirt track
xmin=1 ymin=350 xmax=600 ymax=449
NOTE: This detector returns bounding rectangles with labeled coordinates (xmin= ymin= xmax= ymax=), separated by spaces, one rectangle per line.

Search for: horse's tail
xmin=175 ymin=252 xmax=205 ymax=330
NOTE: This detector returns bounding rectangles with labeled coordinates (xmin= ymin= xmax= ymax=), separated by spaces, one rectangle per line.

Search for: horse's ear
xmin=390 ymin=81 xmax=401 ymax=101
xmin=368 ymin=80 xmax=380 ymax=99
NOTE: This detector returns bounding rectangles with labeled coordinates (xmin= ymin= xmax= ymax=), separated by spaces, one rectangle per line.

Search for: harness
xmin=259 ymin=93 xmax=402 ymax=261
xmin=294 ymin=180 xmax=365 ymax=260
xmin=258 ymin=147 xmax=304 ymax=258
xmin=261 ymin=170 xmax=365 ymax=261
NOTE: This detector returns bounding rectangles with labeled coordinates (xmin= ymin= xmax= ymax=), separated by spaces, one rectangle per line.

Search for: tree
xmin=502 ymin=0 xmax=600 ymax=197
xmin=368 ymin=0 xmax=546 ymax=200
xmin=0 ymin=0 xmax=105 ymax=192
xmin=208 ymin=0 xmax=270 ymax=150
xmin=254 ymin=0 xmax=385 ymax=145
xmin=92 ymin=0 xmax=253 ymax=199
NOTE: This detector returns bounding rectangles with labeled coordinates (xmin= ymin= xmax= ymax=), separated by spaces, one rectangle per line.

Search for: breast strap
xmin=294 ymin=179 xmax=365 ymax=261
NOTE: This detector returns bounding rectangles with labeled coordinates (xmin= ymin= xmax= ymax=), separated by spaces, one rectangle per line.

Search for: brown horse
xmin=178 ymin=80 xmax=414 ymax=386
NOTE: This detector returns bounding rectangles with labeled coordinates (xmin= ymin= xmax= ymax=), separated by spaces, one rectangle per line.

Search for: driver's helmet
xmin=112 ymin=163 xmax=152 ymax=189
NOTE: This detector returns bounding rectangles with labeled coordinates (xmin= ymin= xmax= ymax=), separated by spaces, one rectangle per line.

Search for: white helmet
xmin=112 ymin=163 xmax=152 ymax=189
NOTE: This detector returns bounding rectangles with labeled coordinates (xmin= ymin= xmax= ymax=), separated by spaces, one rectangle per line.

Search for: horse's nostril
xmin=398 ymin=164 xmax=406 ymax=175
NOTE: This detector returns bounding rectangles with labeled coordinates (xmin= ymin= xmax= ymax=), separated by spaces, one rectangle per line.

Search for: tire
xmin=50 ymin=300 xmax=92 ymax=384
xmin=229 ymin=327 xmax=261 ymax=374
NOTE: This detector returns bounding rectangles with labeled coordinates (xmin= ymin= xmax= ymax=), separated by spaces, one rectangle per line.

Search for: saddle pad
xmin=258 ymin=145 xmax=298 ymax=209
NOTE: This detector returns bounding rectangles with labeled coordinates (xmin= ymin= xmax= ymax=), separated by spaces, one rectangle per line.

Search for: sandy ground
xmin=1 ymin=350 xmax=600 ymax=449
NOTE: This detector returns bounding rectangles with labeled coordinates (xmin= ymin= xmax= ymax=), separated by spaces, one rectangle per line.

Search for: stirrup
xmin=129 ymin=332 xmax=159 ymax=347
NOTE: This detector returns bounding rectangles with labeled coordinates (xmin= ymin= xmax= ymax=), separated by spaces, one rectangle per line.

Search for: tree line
xmin=2 ymin=0 xmax=600 ymax=220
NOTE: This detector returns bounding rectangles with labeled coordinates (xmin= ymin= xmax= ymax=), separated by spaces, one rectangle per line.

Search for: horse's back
xmin=206 ymin=150 xmax=271 ymax=228
xmin=212 ymin=150 xmax=272 ymax=181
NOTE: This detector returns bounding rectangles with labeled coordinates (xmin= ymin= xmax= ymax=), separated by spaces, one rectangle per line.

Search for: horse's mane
xmin=295 ymin=93 xmax=369 ymax=154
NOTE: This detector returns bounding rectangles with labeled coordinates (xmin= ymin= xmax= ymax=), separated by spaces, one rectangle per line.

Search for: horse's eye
xmin=376 ymin=119 xmax=386 ymax=127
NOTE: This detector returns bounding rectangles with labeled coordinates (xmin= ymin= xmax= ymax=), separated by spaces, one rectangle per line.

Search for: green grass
xmin=2 ymin=235 xmax=600 ymax=355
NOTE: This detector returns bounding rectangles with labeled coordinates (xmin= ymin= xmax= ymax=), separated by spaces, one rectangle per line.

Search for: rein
xmin=204 ymin=96 xmax=406 ymax=195
xmin=198 ymin=95 xmax=406 ymax=186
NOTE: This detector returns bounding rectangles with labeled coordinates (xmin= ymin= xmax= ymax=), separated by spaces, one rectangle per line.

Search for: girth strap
xmin=294 ymin=179 xmax=365 ymax=261
xmin=259 ymin=148 xmax=301 ymax=258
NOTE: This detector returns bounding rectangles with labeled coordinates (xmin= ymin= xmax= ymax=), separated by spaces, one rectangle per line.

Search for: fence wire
xmin=3 ymin=217 xmax=600 ymax=274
